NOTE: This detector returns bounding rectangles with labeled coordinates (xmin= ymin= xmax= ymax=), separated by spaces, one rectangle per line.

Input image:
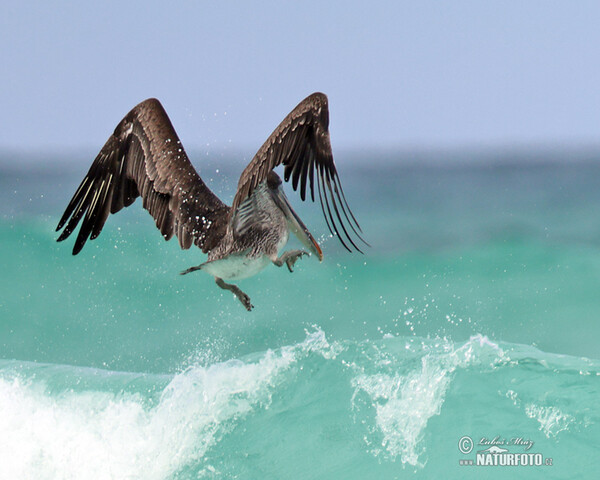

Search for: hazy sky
xmin=2 ymin=1 xmax=600 ymax=155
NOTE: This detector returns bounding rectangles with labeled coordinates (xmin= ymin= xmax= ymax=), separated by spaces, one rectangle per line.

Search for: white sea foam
xmin=351 ymin=334 xmax=504 ymax=467
xmin=0 ymin=330 xmax=330 ymax=480
xmin=525 ymin=404 xmax=575 ymax=438
xmin=352 ymin=356 xmax=451 ymax=466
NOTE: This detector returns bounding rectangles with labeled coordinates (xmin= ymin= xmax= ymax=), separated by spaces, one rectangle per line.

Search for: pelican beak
xmin=271 ymin=187 xmax=323 ymax=261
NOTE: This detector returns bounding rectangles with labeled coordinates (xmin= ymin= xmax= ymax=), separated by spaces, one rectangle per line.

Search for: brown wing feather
xmin=56 ymin=98 xmax=229 ymax=255
xmin=231 ymin=92 xmax=367 ymax=252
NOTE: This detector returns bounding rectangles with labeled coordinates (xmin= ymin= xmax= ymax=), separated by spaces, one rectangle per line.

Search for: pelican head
xmin=267 ymin=171 xmax=323 ymax=261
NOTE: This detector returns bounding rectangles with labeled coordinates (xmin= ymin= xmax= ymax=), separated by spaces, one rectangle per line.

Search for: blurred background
xmin=1 ymin=2 xmax=600 ymax=478
xmin=2 ymin=1 xmax=600 ymax=153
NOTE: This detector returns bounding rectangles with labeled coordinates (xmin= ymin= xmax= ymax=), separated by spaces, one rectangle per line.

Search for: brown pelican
xmin=56 ymin=93 xmax=366 ymax=310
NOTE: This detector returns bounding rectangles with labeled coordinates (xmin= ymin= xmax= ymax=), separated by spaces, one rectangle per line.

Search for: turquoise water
xmin=1 ymin=152 xmax=600 ymax=478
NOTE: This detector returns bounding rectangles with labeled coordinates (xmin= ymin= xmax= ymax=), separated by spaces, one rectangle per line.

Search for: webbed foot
xmin=273 ymin=250 xmax=309 ymax=272
xmin=215 ymin=277 xmax=254 ymax=311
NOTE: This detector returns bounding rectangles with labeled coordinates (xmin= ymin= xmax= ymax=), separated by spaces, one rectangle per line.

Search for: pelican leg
xmin=180 ymin=264 xmax=203 ymax=275
xmin=215 ymin=277 xmax=254 ymax=311
xmin=272 ymin=250 xmax=308 ymax=273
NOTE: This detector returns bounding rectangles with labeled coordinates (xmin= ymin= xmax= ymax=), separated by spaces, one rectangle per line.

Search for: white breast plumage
xmin=199 ymin=254 xmax=273 ymax=280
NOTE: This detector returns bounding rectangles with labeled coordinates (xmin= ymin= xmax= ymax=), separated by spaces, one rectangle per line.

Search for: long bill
xmin=270 ymin=187 xmax=323 ymax=261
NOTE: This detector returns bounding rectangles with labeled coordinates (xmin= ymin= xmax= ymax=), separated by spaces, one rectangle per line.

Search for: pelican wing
xmin=56 ymin=98 xmax=229 ymax=255
xmin=231 ymin=92 xmax=366 ymax=252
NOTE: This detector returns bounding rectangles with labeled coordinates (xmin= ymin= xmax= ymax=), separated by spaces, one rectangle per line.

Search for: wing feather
xmin=56 ymin=98 xmax=229 ymax=255
xmin=231 ymin=92 xmax=367 ymax=252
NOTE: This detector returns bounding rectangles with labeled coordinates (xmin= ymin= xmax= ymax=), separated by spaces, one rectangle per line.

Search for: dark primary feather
xmin=231 ymin=92 xmax=367 ymax=252
xmin=56 ymin=98 xmax=229 ymax=255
